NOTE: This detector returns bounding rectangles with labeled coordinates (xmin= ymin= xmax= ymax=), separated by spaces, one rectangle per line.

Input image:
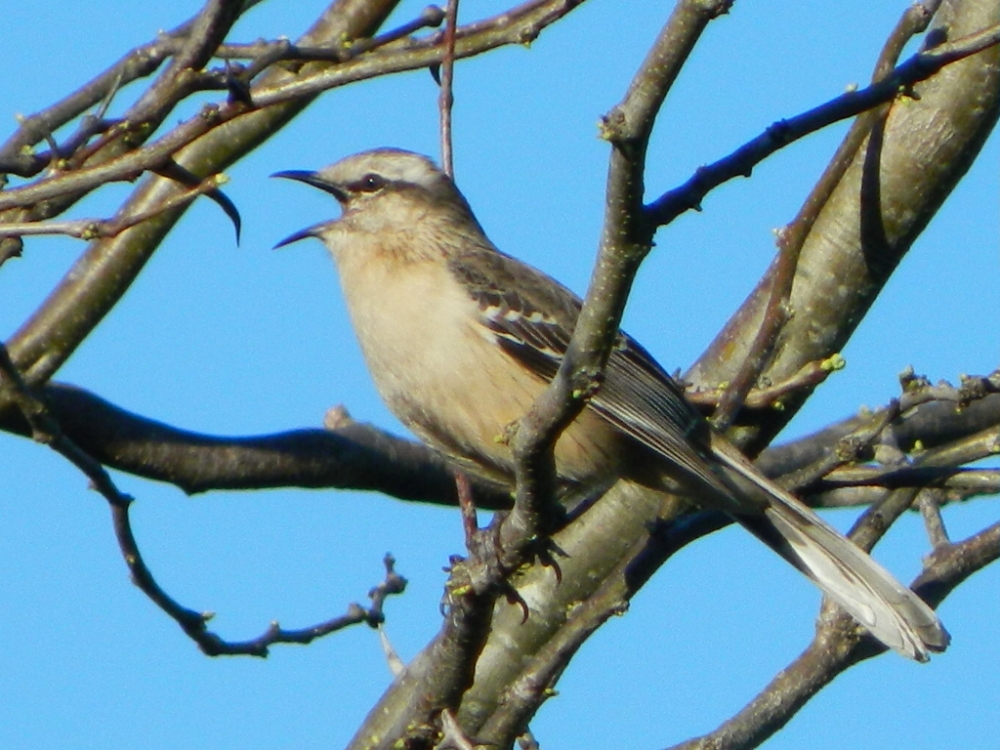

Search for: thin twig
xmin=115 ymin=501 xmax=406 ymax=657
xmin=216 ymin=5 xmax=447 ymax=87
xmin=0 ymin=1 xmax=585 ymax=215
xmin=439 ymin=0 xmax=460 ymax=177
xmin=0 ymin=30 xmax=185 ymax=175
xmin=645 ymin=22 xmax=1000 ymax=227
xmin=780 ymin=400 xmax=902 ymax=493
xmin=216 ymin=5 xmax=446 ymax=64
xmin=688 ymin=354 xmax=845 ymax=411
xmin=820 ymin=465 xmax=1000 ymax=495
xmin=917 ymin=489 xmax=952 ymax=547
xmin=0 ymin=345 xmax=131 ymax=506
xmin=0 ymin=175 xmax=228 ymax=240
xmin=1 ymin=344 xmax=408 ymax=657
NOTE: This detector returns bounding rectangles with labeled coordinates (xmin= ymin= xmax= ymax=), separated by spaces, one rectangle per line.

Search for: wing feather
xmin=450 ymin=248 xmax=727 ymax=495
xmin=447 ymin=247 xmax=949 ymax=661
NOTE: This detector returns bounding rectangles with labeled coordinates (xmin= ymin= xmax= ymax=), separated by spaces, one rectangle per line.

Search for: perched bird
xmin=274 ymin=148 xmax=949 ymax=661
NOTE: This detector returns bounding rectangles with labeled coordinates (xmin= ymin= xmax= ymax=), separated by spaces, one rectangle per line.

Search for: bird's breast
xmin=333 ymin=247 xmax=625 ymax=488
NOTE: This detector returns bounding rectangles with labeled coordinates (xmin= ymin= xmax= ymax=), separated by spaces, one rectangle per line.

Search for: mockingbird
xmin=274 ymin=148 xmax=948 ymax=661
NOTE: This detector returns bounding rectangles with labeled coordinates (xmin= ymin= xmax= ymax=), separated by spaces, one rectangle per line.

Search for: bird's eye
xmin=357 ymin=173 xmax=386 ymax=192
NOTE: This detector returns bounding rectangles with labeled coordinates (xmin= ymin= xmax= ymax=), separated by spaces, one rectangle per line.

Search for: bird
xmin=273 ymin=148 xmax=949 ymax=661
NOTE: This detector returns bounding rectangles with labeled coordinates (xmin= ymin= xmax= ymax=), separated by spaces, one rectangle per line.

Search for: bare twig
xmin=779 ymin=372 xmax=1000 ymax=496
xmin=688 ymin=355 xmax=846 ymax=411
xmin=779 ymin=401 xmax=903 ymax=493
xmin=820 ymin=465 xmax=1000 ymax=496
xmin=1 ymin=346 xmax=407 ymax=656
xmin=704 ymin=0 xmax=938 ymax=428
xmin=0 ymin=346 xmax=131 ymax=506
xmin=214 ymin=5 xmax=447 ymax=85
xmin=918 ymin=489 xmax=952 ymax=547
xmin=438 ymin=0 xmax=460 ymax=176
xmin=116 ymin=515 xmax=407 ymax=657
xmin=0 ymin=174 xmax=229 ymax=240
xmin=0 ymin=0 xmax=586 ymax=215
xmin=0 ymin=29 xmax=185 ymax=176
xmin=757 ymin=388 xmax=1000 ymax=486
xmin=646 ymin=22 xmax=1000 ymax=227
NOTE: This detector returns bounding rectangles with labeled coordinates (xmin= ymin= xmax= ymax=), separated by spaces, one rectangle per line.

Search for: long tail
xmin=709 ymin=435 xmax=949 ymax=662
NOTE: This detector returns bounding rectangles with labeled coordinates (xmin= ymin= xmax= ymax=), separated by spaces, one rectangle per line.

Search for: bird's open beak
xmin=272 ymin=221 xmax=336 ymax=249
xmin=271 ymin=170 xmax=349 ymax=202
xmin=272 ymin=169 xmax=347 ymax=248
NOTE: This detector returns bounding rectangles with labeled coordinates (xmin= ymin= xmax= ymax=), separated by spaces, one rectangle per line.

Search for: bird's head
xmin=273 ymin=149 xmax=476 ymax=249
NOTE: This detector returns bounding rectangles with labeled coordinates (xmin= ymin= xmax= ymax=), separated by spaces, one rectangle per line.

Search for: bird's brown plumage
xmin=275 ymin=148 xmax=949 ymax=661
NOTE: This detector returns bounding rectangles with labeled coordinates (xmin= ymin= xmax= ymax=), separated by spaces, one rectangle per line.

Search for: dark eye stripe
xmin=351 ymin=173 xmax=386 ymax=193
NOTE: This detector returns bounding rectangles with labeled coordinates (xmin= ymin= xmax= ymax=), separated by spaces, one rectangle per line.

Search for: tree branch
xmin=710 ymin=0 xmax=945 ymax=430
xmin=646 ymin=21 xmax=1000 ymax=229
xmin=0 ymin=382 xmax=512 ymax=508
xmin=688 ymin=0 xmax=1000 ymax=458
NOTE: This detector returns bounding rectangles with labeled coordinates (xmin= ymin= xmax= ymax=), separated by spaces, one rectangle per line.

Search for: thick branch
xmin=2 ymin=0 xmax=402 ymax=392
xmin=1 ymin=0 xmax=583 ymax=405
xmin=0 ymin=382 xmax=512 ymax=507
xmin=688 ymin=0 xmax=1000 ymax=455
xmin=0 ymin=1 xmax=583 ymax=217
xmin=462 ymin=2 xmax=1000 ymax=746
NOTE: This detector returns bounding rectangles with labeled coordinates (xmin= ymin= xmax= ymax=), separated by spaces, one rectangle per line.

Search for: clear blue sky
xmin=1 ymin=1 xmax=998 ymax=748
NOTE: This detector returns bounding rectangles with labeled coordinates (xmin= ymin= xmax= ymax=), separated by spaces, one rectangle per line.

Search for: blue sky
xmin=1 ymin=1 xmax=998 ymax=748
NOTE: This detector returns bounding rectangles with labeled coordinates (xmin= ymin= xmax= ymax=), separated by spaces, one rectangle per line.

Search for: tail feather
xmin=710 ymin=436 xmax=949 ymax=661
